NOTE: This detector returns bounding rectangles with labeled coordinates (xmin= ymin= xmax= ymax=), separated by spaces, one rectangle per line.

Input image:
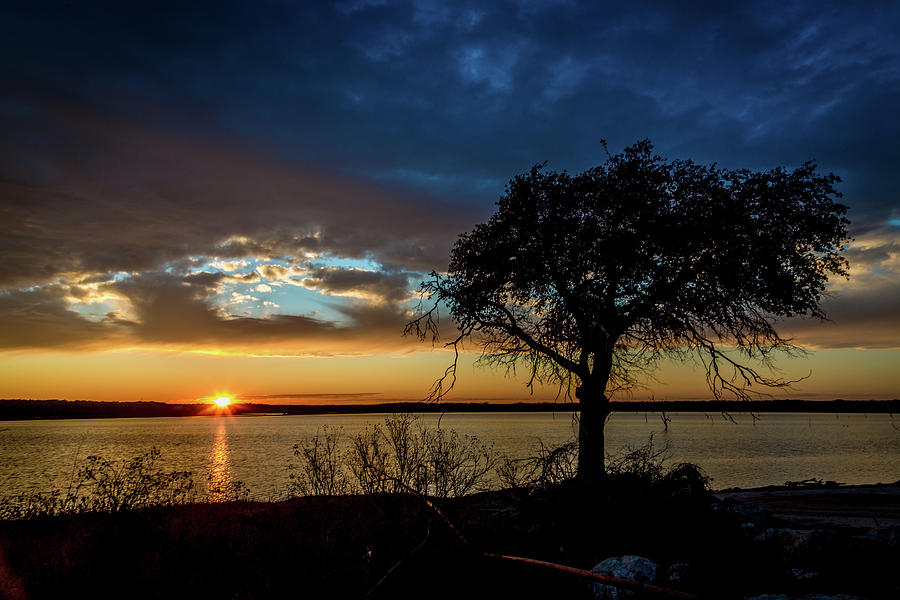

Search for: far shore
xmin=0 ymin=397 xmax=897 ymax=421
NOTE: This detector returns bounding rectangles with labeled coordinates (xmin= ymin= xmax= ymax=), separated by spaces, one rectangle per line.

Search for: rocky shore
xmin=716 ymin=481 xmax=900 ymax=529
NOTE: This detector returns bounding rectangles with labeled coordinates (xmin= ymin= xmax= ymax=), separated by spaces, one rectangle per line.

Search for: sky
xmin=1 ymin=0 xmax=898 ymax=404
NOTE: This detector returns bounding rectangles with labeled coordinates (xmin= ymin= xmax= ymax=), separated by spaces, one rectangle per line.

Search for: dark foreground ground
xmin=1 ymin=480 xmax=898 ymax=600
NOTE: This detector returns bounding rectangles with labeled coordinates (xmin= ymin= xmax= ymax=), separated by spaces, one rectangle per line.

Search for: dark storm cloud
xmin=1 ymin=0 xmax=898 ymax=351
xmin=6 ymin=0 xmax=898 ymax=217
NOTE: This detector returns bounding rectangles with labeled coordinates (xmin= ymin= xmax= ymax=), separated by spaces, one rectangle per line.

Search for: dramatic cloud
xmin=0 ymin=102 xmax=466 ymax=288
xmin=1 ymin=0 xmax=898 ymax=356
xmin=783 ymin=226 xmax=900 ymax=349
xmin=0 ymin=99 xmax=467 ymax=354
xmin=0 ymin=287 xmax=126 ymax=350
xmin=299 ymin=267 xmax=416 ymax=304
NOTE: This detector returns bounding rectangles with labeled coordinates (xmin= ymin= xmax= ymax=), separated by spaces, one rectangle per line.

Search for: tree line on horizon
xmin=1 ymin=398 xmax=897 ymax=420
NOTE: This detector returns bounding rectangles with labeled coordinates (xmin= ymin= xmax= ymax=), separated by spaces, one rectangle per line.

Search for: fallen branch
xmin=483 ymin=553 xmax=699 ymax=599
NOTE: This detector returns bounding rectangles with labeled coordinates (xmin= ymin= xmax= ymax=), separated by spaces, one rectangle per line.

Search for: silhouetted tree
xmin=405 ymin=141 xmax=850 ymax=480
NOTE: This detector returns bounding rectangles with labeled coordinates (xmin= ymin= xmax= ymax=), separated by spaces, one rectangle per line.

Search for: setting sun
xmin=214 ymin=396 xmax=231 ymax=407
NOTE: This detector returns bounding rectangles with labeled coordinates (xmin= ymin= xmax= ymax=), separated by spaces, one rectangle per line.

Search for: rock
xmin=590 ymin=555 xmax=658 ymax=600
xmin=776 ymin=528 xmax=816 ymax=561
xmin=753 ymin=527 xmax=778 ymax=543
xmin=729 ymin=500 xmax=771 ymax=522
xmin=663 ymin=561 xmax=692 ymax=585
xmin=741 ymin=520 xmax=762 ymax=537
xmin=848 ymin=531 xmax=884 ymax=555
xmin=787 ymin=568 xmax=819 ymax=581
xmin=752 ymin=527 xmax=831 ymax=562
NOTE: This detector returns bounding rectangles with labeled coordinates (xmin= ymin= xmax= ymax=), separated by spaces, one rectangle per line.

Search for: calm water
xmin=1 ymin=412 xmax=897 ymax=499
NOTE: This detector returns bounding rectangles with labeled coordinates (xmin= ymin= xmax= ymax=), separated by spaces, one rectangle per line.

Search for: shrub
xmin=73 ymin=447 xmax=194 ymax=512
xmin=494 ymin=439 xmax=579 ymax=489
xmin=291 ymin=415 xmax=498 ymax=498
xmin=207 ymin=478 xmax=252 ymax=503
xmin=494 ymin=434 xmax=711 ymax=495
xmin=382 ymin=413 xmax=429 ymax=494
xmin=346 ymin=422 xmax=392 ymax=494
xmin=606 ymin=433 xmax=670 ymax=483
xmin=530 ymin=439 xmax=579 ymax=486
xmin=289 ymin=426 xmax=349 ymax=496
xmin=660 ymin=462 xmax=712 ymax=496
xmin=0 ymin=447 xmax=195 ymax=519
xmin=607 ymin=435 xmax=711 ymax=495
xmin=421 ymin=426 xmax=496 ymax=497
xmin=495 ymin=454 xmax=533 ymax=489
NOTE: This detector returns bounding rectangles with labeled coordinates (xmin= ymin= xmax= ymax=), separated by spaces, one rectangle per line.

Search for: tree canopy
xmin=406 ymin=140 xmax=850 ymax=478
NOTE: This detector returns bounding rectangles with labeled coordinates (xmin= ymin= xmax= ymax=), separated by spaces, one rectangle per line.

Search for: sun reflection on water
xmin=207 ymin=419 xmax=232 ymax=502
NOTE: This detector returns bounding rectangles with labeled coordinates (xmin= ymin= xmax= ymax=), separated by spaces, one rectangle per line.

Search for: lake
xmin=1 ymin=412 xmax=897 ymax=500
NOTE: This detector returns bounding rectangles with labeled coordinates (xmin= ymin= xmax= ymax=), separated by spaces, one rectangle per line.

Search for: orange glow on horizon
xmin=0 ymin=348 xmax=897 ymax=404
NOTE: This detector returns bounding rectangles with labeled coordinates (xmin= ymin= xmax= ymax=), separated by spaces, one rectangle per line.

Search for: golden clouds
xmin=298 ymin=267 xmax=416 ymax=304
xmin=781 ymin=226 xmax=900 ymax=350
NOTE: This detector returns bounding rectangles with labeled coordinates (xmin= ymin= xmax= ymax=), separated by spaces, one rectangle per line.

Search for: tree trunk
xmin=576 ymin=384 xmax=610 ymax=481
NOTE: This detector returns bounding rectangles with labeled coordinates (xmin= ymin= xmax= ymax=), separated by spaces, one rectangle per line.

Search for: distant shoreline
xmin=0 ymin=398 xmax=897 ymax=421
